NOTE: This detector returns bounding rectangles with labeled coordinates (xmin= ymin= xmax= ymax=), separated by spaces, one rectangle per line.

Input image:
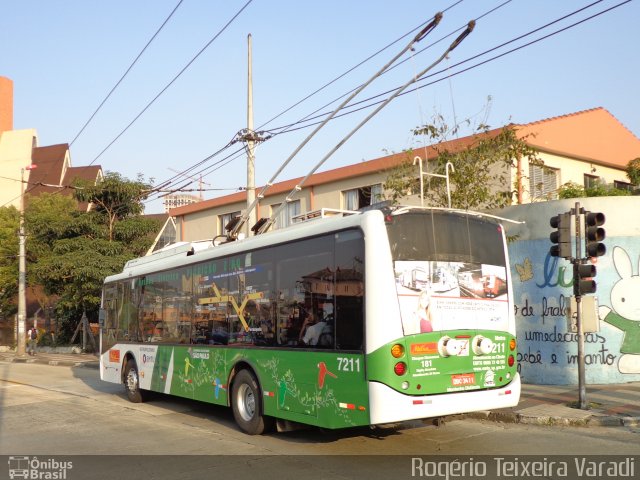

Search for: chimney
xmin=0 ymin=76 xmax=14 ymax=133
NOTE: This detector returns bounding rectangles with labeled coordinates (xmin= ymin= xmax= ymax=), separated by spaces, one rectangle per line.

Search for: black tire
xmin=231 ymin=369 xmax=273 ymax=435
xmin=123 ymin=359 xmax=146 ymax=403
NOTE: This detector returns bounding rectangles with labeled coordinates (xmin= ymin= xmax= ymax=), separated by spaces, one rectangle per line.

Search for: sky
xmin=2 ymin=0 xmax=638 ymax=214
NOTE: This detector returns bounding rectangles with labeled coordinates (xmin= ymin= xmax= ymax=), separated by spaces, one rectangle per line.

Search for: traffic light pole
xmin=550 ymin=202 xmax=605 ymax=410
xmin=573 ymin=202 xmax=587 ymax=410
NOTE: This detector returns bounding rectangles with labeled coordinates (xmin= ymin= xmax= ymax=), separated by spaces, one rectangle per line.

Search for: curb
xmin=455 ymin=410 xmax=640 ymax=428
xmin=1 ymin=356 xmax=99 ymax=370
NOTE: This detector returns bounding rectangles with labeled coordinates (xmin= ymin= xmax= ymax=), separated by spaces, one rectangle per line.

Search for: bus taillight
xmin=508 ymin=355 xmax=515 ymax=367
xmin=394 ymin=362 xmax=407 ymax=376
xmin=391 ymin=344 xmax=404 ymax=358
xmin=509 ymin=338 xmax=516 ymax=351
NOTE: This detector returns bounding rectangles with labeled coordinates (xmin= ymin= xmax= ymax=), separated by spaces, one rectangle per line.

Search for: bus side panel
xmin=158 ymin=345 xmax=229 ymax=404
xmin=100 ymin=346 xmax=124 ymax=383
xmin=362 ymin=213 xmax=404 ymax=354
xmin=246 ymin=349 xmax=370 ymax=429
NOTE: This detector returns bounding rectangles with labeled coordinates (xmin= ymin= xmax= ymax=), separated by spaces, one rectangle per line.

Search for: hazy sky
xmin=2 ymin=0 xmax=638 ymax=213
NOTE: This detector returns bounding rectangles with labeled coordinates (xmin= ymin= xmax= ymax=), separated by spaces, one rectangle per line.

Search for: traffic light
xmin=584 ymin=211 xmax=606 ymax=258
xmin=574 ymin=262 xmax=597 ymax=296
xmin=549 ymin=213 xmax=572 ymax=258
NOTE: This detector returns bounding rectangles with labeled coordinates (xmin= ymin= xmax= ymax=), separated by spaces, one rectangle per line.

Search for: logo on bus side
xmin=410 ymin=343 xmax=438 ymax=355
xmin=109 ymin=350 xmax=120 ymax=363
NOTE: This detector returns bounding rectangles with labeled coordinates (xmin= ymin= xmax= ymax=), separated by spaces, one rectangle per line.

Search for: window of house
xmin=342 ymin=184 xmax=384 ymax=210
xmin=584 ymin=174 xmax=599 ymax=189
xmin=614 ymin=180 xmax=633 ymax=192
xmin=219 ymin=211 xmax=241 ymax=234
xmin=529 ymin=165 xmax=559 ymax=200
xmin=271 ymin=200 xmax=300 ymax=229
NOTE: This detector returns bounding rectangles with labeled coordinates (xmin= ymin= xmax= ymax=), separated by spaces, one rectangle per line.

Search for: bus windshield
xmin=387 ymin=210 xmax=509 ymax=335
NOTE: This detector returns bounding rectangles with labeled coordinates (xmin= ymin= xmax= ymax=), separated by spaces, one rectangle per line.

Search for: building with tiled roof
xmin=169 ymin=107 xmax=639 ymax=243
xmin=0 ymin=76 xmax=103 ymax=211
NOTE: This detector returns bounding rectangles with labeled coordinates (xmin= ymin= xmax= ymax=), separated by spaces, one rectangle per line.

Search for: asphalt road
xmin=1 ymin=361 xmax=638 ymax=480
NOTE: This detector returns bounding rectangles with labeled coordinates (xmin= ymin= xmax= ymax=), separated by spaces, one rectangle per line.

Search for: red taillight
xmin=508 ymin=355 xmax=515 ymax=367
xmin=394 ymin=362 xmax=407 ymax=376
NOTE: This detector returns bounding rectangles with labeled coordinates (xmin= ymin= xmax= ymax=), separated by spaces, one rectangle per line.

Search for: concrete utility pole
xmin=246 ymin=33 xmax=256 ymax=237
xmin=16 ymin=165 xmax=36 ymax=357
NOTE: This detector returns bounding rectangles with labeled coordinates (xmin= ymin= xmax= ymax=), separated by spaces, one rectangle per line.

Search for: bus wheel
xmin=124 ymin=359 xmax=145 ymax=403
xmin=231 ymin=369 xmax=273 ymax=435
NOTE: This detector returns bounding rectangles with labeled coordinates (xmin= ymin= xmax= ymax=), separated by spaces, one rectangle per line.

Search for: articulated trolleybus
xmin=100 ymin=206 xmax=520 ymax=434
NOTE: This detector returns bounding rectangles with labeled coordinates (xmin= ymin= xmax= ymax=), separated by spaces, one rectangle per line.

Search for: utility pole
xmin=17 ymin=165 xmax=37 ymax=357
xmin=246 ymin=33 xmax=256 ymax=237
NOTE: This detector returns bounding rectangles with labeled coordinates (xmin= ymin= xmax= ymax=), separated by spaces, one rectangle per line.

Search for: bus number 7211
xmin=337 ymin=357 xmax=360 ymax=372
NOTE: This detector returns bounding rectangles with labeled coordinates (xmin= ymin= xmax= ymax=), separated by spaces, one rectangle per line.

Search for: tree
xmin=626 ymin=157 xmax=640 ymax=186
xmin=21 ymin=173 xmax=160 ymax=342
xmin=0 ymin=206 xmax=19 ymax=319
xmin=384 ymin=113 xmax=541 ymax=210
xmin=73 ymin=171 xmax=152 ymax=241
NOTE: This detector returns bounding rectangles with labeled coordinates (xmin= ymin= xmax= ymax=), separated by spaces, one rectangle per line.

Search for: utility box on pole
xmin=568 ymin=296 xmax=599 ymax=333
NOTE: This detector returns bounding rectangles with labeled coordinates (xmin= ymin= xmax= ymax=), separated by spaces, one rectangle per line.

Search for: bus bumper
xmin=368 ymin=373 xmax=521 ymax=425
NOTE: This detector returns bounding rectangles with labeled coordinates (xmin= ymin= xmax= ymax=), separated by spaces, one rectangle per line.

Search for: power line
xmin=87 ymin=0 xmax=255 ymax=166
xmin=148 ymin=3 xmax=467 ymax=204
xmin=69 ymin=0 xmax=185 ymax=147
xmin=262 ymin=0 xmax=617 ymax=136
xmin=141 ymin=0 xmax=626 ymax=207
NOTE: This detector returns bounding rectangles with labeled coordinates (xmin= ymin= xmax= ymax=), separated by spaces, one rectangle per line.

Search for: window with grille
xmin=529 ymin=165 xmax=558 ymax=200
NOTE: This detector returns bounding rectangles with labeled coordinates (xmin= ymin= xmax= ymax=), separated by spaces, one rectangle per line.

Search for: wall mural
xmin=510 ymin=237 xmax=640 ymax=385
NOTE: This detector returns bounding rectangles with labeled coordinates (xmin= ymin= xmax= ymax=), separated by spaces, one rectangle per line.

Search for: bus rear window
xmin=386 ymin=211 xmax=506 ymax=266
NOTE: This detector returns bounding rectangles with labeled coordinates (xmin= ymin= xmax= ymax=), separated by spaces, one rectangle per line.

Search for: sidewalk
xmin=1 ymin=351 xmax=638 ymax=428
xmin=0 ymin=350 xmax=99 ymax=369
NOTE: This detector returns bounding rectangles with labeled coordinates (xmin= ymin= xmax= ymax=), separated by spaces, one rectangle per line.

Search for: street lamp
xmin=16 ymin=163 xmax=37 ymax=357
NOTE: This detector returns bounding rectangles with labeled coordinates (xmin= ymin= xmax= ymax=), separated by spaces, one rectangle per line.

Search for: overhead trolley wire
xmin=261 ymin=0 xmax=617 ymax=136
xmin=69 ymin=0 xmax=185 ymax=147
xmin=259 ymin=20 xmax=476 ymax=235
xmin=142 ymin=0 xmax=626 ymax=204
xmin=151 ymin=1 xmax=467 ymax=202
xmin=87 ymin=0 xmax=255 ymax=166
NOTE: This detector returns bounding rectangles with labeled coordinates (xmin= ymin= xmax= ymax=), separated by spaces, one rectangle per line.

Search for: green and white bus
xmin=99 ymin=206 xmax=520 ymax=434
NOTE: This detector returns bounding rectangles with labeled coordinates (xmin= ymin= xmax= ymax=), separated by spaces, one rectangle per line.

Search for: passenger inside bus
xmin=299 ymin=311 xmax=327 ymax=346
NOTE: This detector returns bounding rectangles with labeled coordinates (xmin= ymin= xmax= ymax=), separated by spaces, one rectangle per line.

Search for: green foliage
xmin=626 ymin=157 xmax=640 ymax=186
xmin=558 ymin=181 xmax=585 ymax=199
xmin=0 ymin=173 xmax=161 ymax=330
xmin=558 ymin=181 xmax=631 ymax=199
xmin=73 ymin=171 xmax=152 ymax=241
xmin=385 ymin=111 xmax=542 ymax=210
xmin=0 ymin=206 xmax=19 ymax=318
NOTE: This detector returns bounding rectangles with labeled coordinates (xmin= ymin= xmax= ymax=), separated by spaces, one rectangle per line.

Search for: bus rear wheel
xmin=231 ymin=369 xmax=273 ymax=435
xmin=124 ymin=359 xmax=146 ymax=403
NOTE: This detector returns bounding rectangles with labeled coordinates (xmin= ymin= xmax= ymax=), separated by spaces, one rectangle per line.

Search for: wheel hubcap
xmin=127 ymin=369 xmax=138 ymax=393
xmin=237 ymin=384 xmax=255 ymax=422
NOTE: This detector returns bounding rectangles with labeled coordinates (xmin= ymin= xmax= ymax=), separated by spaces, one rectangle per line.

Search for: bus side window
xmin=334 ymin=230 xmax=364 ymax=351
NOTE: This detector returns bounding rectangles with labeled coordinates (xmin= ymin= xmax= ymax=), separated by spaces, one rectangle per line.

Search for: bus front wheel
xmin=124 ymin=359 xmax=146 ymax=403
xmin=231 ymin=369 xmax=273 ymax=435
